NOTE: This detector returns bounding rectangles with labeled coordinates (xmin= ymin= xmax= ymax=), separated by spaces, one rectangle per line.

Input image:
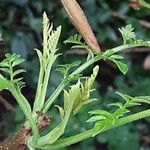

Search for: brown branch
xmin=0 ymin=127 xmax=30 ymax=150
xmin=0 ymin=114 xmax=51 ymax=150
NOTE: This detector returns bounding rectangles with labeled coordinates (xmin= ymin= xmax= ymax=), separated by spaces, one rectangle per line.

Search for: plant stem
xmin=33 ymin=63 xmax=44 ymax=113
xmin=112 ymin=43 xmax=150 ymax=53
xmin=38 ymin=59 xmax=54 ymax=110
xmin=43 ymin=42 xmax=150 ymax=113
xmin=43 ymin=56 xmax=99 ymax=112
xmin=11 ymin=86 xmax=39 ymax=142
xmin=39 ymin=109 xmax=150 ymax=149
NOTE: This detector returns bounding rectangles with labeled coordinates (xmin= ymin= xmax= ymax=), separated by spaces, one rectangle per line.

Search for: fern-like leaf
xmin=56 ymin=66 xmax=99 ymax=118
xmin=119 ymin=25 xmax=150 ymax=47
xmin=87 ymin=92 xmax=150 ymax=136
xmin=64 ymin=34 xmax=94 ymax=59
xmin=0 ymin=74 xmax=10 ymax=91
xmin=71 ymin=66 xmax=99 ymax=116
xmin=0 ymin=53 xmax=25 ymax=90
xmin=119 ymin=25 xmax=135 ymax=44
xmin=42 ymin=12 xmax=61 ymax=66
xmin=56 ymin=60 xmax=81 ymax=79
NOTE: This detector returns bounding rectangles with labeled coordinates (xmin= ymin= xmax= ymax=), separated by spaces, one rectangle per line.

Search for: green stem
xmin=11 ymin=86 xmax=39 ymax=142
xmin=112 ymin=43 xmax=150 ymax=53
xmin=39 ymin=109 xmax=150 ymax=149
xmin=33 ymin=56 xmax=56 ymax=117
xmin=33 ymin=64 xmax=44 ymax=113
xmin=43 ymin=81 xmax=65 ymax=112
xmin=43 ymin=43 xmax=150 ymax=113
xmin=43 ymin=56 xmax=99 ymax=112
xmin=38 ymin=59 xmax=54 ymax=110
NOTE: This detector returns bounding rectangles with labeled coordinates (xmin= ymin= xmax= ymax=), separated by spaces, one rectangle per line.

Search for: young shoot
xmin=0 ymin=12 xmax=150 ymax=150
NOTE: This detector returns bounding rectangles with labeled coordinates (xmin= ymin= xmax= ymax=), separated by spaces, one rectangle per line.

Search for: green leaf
xmin=37 ymin=78 xmax=80 ymax=146
xmin=0 ymin=62 xmax=9 ymax=67
xmin=93 ymin=121 xmax=107 ymax=136
xmin=0 ymin=67 xmax=10 ymax=74
xmin=0 ymin=53 xmax=24 ymax=68
xmin=71 ymin=66 xmax=99 ymax=116
xmin=43 ymin=12 xmax=61 ymax=54
xmin=0 ymin=53 xmax=26 ymax=90
xmin=86 ymin=115 xmax=106 ymax=123
xmin=118 ymin=25 xmax=150 ymax=47
xmin=56 ymin=60 xmax=81 ymax=78
xmin=110 ymin=55 xmax=124 ymax=60
xmin=12 ymin=69 xmax=26 ymax=78
xmin=35 ymin=49 xmax=43 ymax=65
xmin=119 ymin=25 xmax=136 ymax=44
xmin=116 ymin=92 xmax=132 ymax=102
xmin=125 ymin=102 xmax=141 ymax=107
xmin=55 ymin=105 xmax=65 ymax=121
xmin=133 ymin=96 xmax=150 ymax=105
xmin=112 ymin=60 xmax=128 ymax=74
xmin=37 ymin=65 xmax=99 ymax=146
xmin=108 ymin=102 xmax=123 ymax=108
xmin=88 ymin=92 xmax=150 ymax=136
xmin=33 ymin=12 xmax=62 ymax=114
xmin=17 ymin=81 xmax=26 ymax=90
xmin=64 ymin=34 xmax=94 ymax=59
xmin=12 ymin=55 xmax=25 ymax=67
xmin=114 ymin=108 xmax=130 ymax=118
xmin=0 ymin=76 xmax=10 ymax=91
xmin=64 ymin=34 xmax=82 ymax=45
xmin=89 ymin=110 xmax=112 ymax=116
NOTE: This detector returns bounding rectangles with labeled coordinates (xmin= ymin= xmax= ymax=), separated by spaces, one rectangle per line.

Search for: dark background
xmin=0 ymin=0 xmax=150 ymax=149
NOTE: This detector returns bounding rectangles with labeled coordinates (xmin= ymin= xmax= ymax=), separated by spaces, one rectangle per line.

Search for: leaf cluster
xmin=36 ymin=66 xmax=99 ymax=146
xmin=56 ymin=60 xmax=81 ymax=79
xmin=0 ymin=53 xmax=25 ymax=91
xmin=0 ymin=12 xmax=150 ymax=150
xmin=119 ymin=24 xmax=150 ymax=46
xmin=64 ymin=34 xmax=95 ymax=59
xmin=87 ymin=92 xmax=150 ymax=136
xmin=58 ymin=65 xmax=99 ymax=118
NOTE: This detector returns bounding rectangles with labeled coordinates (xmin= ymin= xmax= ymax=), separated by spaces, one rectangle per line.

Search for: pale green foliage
xmin=64 ymin=34 xmax=82 ymax=46
xmin=56 ymin=60 xmax=81 ymax=79
xmin=33 ymin=12 xmax=62 ymax=112
xmin=119 ymin=25 xmax=136 ymax=44
xmin=87 ymin=92 xmax=150 ymax=136
xmin=36 ymin=66 xmax=99 ymax=146
xmin=0 ymin=54 xmax=38 ymax=140
xmin=119 ymin=25 xmax=150 ymax=46
xmin=1 ymin=12 xmax=150 ymax=149
xmin=43 ymin=12 xmax=61 ymax=53
xmin=64 ymin=34 xmax=94 ymax=59
xmin=59 ymin=65 xmax=99 ymax=117
xmin=71 ymin=66 xmax=99 ymax=116
xmin=36 ymin=12 xmax=61 ymax=69
xmin=0 ymin=53 xmax=25 ymax=91
xmin=108 ymin=54 xmax=128 ymax=75
xmin=0 ymin=74 xmax=10 ymax=91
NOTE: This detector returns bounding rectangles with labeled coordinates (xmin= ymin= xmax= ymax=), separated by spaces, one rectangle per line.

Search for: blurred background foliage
xmin=0 ymin=0 xmax=150 ymax=150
